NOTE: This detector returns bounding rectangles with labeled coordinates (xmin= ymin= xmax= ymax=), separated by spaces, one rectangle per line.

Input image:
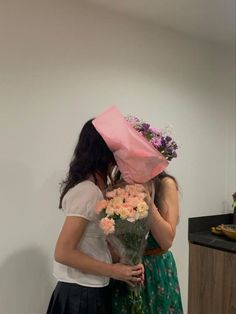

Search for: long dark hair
xmin=153 ymin=171 xmax=178 ymax=208
xmin=59 ymin=119 xmax=115 ymax=208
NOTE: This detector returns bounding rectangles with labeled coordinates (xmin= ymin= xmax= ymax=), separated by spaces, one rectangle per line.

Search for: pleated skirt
xmin=46 ymin=281 xmax=112 ymax=314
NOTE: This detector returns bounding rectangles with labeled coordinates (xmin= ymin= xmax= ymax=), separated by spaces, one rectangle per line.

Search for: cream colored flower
xmin=112 ymin=196 xmax=124 ymax=206
xmin=136 ymin=201 xmax=149 ymax=219
xmin=119 ymin=207 xmax=130 ymax=220
xmin=105 ymin=204 xmax=115 ymax=216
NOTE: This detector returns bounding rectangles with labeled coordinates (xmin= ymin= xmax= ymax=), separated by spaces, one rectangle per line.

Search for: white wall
xmin=0 ymin=1 xmax=235 ymax=313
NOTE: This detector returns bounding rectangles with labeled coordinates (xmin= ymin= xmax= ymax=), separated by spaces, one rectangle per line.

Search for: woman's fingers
xmin=130 ymin=275 xmax=142 ymax=282
xmin=129 ymin=263 xmax=145 ymax=282
xmin=111 ymin=263 xmax=145 ymax=283
xmin=131 ymin=264 xmax=144 ymax=276
xmin=132 ymin=263 xmax=144 ymax=271
xmin=131 ymin=269 xmax=142 ymax=277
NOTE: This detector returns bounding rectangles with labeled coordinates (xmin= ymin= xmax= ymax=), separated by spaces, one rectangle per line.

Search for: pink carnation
xmin=99 ymin=217 xmax=115 ymax=235
xmin=116 ymin=188 xmax=126 ymax=197
xmin=106 ymin=190 xmax=117 ymax=198
xmin=125 ymin=196 xmax=140 ymax=208
xmin=95 ymin=200 xmax=107 ymax=214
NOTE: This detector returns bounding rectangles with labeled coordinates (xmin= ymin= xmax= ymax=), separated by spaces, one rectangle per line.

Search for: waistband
xmin=144 ymin=247 xmax=166 ymax=256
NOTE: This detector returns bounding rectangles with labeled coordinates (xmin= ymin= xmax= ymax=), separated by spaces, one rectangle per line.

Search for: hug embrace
xmin=47 ymin=106 xmax=183 ymax=314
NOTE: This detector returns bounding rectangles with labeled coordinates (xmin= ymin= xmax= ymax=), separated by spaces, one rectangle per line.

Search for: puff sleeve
xmin=62 ymin=181 xmax=102 ymax=221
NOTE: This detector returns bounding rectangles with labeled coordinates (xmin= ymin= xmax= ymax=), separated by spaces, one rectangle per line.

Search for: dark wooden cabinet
xmin=188 ymin=243 xmax=236 ymax=314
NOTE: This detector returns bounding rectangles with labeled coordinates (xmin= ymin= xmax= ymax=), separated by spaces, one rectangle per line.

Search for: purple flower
xmin=125 ymin=115 xmax=178 ymax=161
xmin=150 ymin=137 xmax=162 ymax=148
xmin=141 ymin=122 xmax=150 ymax=132
xmin=166 ymin=136 xmax=172 ymax=142
xmin=172 ymin=142 xmax=178 ymax=149
xmin=161 ymin=138 xmax=166 ymax=146
xmin=172 ymin=151 xmax=177 ymax=158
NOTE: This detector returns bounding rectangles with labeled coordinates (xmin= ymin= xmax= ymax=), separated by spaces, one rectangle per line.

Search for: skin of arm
xmin=149 ymin=177 xmax=179 ymax=251
xmin=54 ymin=216 xmax=143 ymax=283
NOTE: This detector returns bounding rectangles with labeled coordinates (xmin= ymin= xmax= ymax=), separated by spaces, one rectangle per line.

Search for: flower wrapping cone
xmin=92 ymin=106 xmax=168 ymax=183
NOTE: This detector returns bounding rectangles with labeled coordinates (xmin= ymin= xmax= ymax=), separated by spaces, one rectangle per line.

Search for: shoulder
xmin=161 ymin=176 xmax=177 ymax=189
xmin=69 ymin=180 xmax=100 ymax=196
xmin=62 ymin=181 xmax=102 ymax=210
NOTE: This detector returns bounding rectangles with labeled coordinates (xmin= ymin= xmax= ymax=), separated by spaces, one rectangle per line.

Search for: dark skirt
xmin=46 ymin=281 xmax=112 ymax=314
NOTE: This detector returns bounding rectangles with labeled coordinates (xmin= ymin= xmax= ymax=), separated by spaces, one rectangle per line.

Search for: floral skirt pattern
xmin=142 ymin=251 xmax=183 ymax=314
xmin=112 ymin=251 xmax=183 ymax=314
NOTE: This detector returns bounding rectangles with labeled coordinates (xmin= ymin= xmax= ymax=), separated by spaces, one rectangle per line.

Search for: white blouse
xmin=53 ymin=180 xmax=112 ymax=287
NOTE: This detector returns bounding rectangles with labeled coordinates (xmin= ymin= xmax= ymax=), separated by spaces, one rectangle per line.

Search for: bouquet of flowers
xmin=96 ymin=183 xmax=150 ymax=314
xmin=126 ymin=115 xmax=178 ymax=161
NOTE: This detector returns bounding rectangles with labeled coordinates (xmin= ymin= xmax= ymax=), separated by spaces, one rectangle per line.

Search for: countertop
xmin=188 ymin=213 xmax=236 ymax=253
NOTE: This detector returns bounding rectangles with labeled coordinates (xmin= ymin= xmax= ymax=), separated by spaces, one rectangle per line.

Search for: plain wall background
xmin=0 ymin=1 xmax=235 ymax=313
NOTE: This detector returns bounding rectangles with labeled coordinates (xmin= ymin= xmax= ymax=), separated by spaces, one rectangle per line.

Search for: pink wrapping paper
xmin=92 ymin=106 xmax=168 ymax=183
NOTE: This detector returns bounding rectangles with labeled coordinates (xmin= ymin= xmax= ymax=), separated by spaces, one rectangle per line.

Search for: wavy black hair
xmin=59 ymin=119 xmax=115 ymax=208
xmin=153 ymin=171 xmax=178 ymax=208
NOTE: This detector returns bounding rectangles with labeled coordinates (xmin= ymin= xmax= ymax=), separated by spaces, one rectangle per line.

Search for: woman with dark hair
xmin=47 ymin=119 xmax=143 ymax=314
xmin=140 ymin=172 xmax=183 ymax=314
xmin=111 ymin=116 xmax=183 ymax=313
xmin=112 ymin=172 xmax=183 ymax=314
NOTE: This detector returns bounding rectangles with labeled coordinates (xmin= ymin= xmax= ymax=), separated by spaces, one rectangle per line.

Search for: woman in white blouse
xmin=46 ymin=119 xmax=143 ymax=314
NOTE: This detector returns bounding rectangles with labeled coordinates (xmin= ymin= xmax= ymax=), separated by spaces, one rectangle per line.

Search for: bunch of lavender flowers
xmin=126 ymin=116 xmax=178 ymax=161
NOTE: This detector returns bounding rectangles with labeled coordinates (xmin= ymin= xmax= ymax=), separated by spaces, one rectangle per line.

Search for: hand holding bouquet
xmin=96 ymin=183 xmax=150 ymax=314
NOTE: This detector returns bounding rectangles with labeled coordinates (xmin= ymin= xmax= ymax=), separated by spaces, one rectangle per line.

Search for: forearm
xmin=55 ymin=247 xmax=144 ymax=284
xmin=150 ymin=206 xmax=175 ymax=251
xmin=54 ymin=217 xmax=144 ymax=283
xmin=55 ymin=248 xmax=114 ymax=278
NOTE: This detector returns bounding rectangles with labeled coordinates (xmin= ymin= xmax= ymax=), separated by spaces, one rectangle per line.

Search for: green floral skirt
xmin=112 ymin=251 xmax=183 ymax=314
